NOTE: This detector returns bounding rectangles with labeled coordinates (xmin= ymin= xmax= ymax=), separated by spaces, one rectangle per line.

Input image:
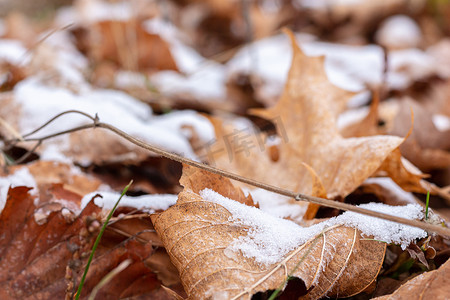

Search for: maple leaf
xmin=208 ymin=30 xmax=404 ymax=217
xmin=151 ymin=165 xmax=386 ymax=299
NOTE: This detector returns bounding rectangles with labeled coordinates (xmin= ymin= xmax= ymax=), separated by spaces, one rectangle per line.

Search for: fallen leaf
xmin=0 ymin=186 xmax=100 ymax=299
xmin=151 ymin=168 xmax=386 ymax=299
xmin=340 ymin=92 xmax=381 ymax=138
xmin=76 ymin=20 xmax=177 ymax=72
xmin=0 ymin=185 xmax=181 ymax=299
xmin=373 ymin=258 xmax=450 ymax=300
xmin=377 ymin=148 xmax=427 ymax=194
xmin=208 ymin=30 xmax=404 ymax=219
xmin=180 ymin=164 xmax=255 ymax=207
xmin=389 ymin=98 xmax=450 ymax=171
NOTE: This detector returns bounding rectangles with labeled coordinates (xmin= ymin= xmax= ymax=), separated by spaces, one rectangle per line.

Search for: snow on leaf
xmin=152 ymin=167 xmax=387 ymax=299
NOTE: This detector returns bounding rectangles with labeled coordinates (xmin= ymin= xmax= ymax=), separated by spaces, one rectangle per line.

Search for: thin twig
xmin=6 ymin=110 xmax=450 ymax=237
xmin=14 ymin=140 xmax=41 ymax=164
xmin=21 ymin=110 xmax=96 ymax=138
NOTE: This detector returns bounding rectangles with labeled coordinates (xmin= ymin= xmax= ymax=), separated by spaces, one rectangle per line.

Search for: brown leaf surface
xmin=180 ymin=164 xmax=255 ymax=207
xmin=339 ymin=97 xmax=430 ymax=194
xmin=373 ymin=258 xmax=450 ymax=300
xmin=0 ymin=186 xmax=101 ymax=299
xmin=152 ymin=168 xmax=386 ymax=299
xmin=389 ymin=98 xmax=450 ymax=171
xmin=75 ymin=20 xmax=177 ymax=72
xmin=0 ymin=183 xmax=181 ymax=299
xmin=209 ymin=30 xmax=403 ymax=214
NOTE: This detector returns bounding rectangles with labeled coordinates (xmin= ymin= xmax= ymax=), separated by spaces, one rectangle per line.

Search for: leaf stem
xmin=74 ymin=180 xmax=133 ymax=300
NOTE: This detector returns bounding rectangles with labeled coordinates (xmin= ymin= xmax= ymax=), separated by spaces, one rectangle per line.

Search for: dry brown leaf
xmin=0 ymin=186 xmax=101 ymax=299
xmin=301 ymin=162 xmax=327 ymax=220
xmin=373 ymin=258 xmax=450 ymax=300
xmin=209 ymin=30 xmax=404 ymax=215
xmin=180 ymin=164 xmax=255 ymax=207
xmin=75 ymin=20 xmax=177 ymax=73
xmin=0 ymin=185 xmax=181 ymax=299
xmin=0 ymin=161 xmax=101 ymax=215
xmin=377 ymin=148 xmax=428 ymax=194
xmin=151 ymin=167 xmax=386 ymax=299
xmin=340 ymin=92 xmax=381 ymax=138
xmin=389 ymin=98 xmax=450 ymax=171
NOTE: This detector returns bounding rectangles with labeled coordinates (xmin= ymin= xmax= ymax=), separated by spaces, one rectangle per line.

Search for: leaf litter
xmin=1 ymin=1 xmax=450 ymax=299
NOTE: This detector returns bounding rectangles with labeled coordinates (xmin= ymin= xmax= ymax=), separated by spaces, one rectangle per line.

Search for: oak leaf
xmin=151 ymin=166 xmax=386 ymax=299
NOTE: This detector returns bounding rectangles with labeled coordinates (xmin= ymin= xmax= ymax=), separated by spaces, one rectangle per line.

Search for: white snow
xmin=150 ymin=66 xmax=226 ymax=100
xmin=200 ymin=188 xmax=318 ymax=265
xmin=11 ymin=78 xmax=215 ymax=162
xmin=376 ymin=15 xmax=422 ymax=49
xmin=0 ymin=167 xmax=37 ymax=213
xmin=248 ymin=188 xmax=307 ymax=220
xmin=432 ymin=114 xmax=450 ymax=131
xmin=81 ymin=191 xmax=177 ymax=212
xmin=55 ymin=0 xmax=132 ymax=26
xmin=0 ymin=39 xmax=29 ymax=65
xmin=200 ymin=188 xmax=427 ymax=265
xmin=337 ymin=105 xmax=370 ymax=130
xmin=227 ymin=32 xmax=441 ymax=105
xmin=388 ymin=49 xmax=437 ymax=90
xmin=364 ymin=177 xmax=418 ymax=205
xmin=227 ymin=33 xmax=384 ymax=102
xmin=31 ymin=30 xmax=89 ymax=88
xmin=144 ymin=18 xmax=227 ymax=101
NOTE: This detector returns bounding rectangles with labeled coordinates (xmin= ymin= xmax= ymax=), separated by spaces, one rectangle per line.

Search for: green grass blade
xmin=74 ymin=180 xmax=133 ymax=300
xmin=425 ymin=191 xmax=430 ymax=220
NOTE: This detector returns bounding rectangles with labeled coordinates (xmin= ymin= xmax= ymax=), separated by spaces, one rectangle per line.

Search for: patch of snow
xmin=148 ymin=110 xmax=215 ymax=142
xmin=298 ymin=0 xmax=363 ymax=9
xmin=227 ymin=34 xmax=296 ymax=101
xmin=200 ymin=188 xmax=427 ymax=265
xmin=0 ymin=39 xmax=28 ymax=65
xmin=39 ymin=143 xmax=73 ymax=164
xmin=0 ymin=168 xmax=37 ymax=213
xmin=388 ymin=49 xmax=437 ymax=90
xmin=150 ymin=66 xmax=226 ymax=101
xmin=13 ymin=78 xmax=213 ymax=161
xmin=347 ymin=90 xmax=371 ymax=108
xmin=364 ymin=177 xmax=418 ymax=204
xmin=337 ymin=105 xmax=370 ymax=130
xmin=144 ymin=18 xmax=203 ymax=73
xmin=144 ymin=18 xmax=227 ymax=101
xmin=432 ymin=114 xmax=450 ymax=131
xmin=227 ymin=33 xmax=384 ymax=101
xmin=55 ymin=0 xmax=132 ymax=26
xmin=81 ymin=191 xmax=177 ymax=212
xmin=301 ymin=40 xmax=384 ymax=91
xmin=329 ymin=203 xmax=426 ymax=249
xmin=200 ymin=188 xmax=319 ymax=265
xmin=114 ymin=70 xmax=148 ymax=89
xmin=375 ymin=15 xmax=422 ymax=49
xmin=248 ymin=188 xmax=307 ymax=220
xmin=37 ymin=30 xmax=88 ymax=87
